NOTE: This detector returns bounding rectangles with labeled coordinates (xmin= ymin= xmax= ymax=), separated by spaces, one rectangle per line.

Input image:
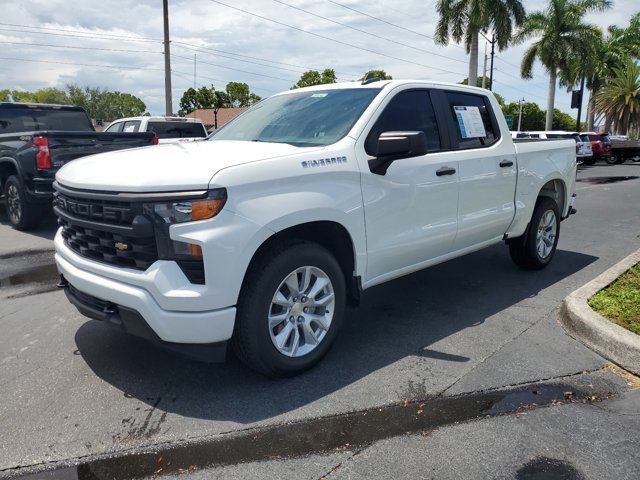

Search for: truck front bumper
xmin=55 ymin=234 xmax=236 ymax=358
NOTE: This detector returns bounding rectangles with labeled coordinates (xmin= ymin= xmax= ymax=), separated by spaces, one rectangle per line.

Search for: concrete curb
xmin=560 ymin=248 xmax=640 ymax=376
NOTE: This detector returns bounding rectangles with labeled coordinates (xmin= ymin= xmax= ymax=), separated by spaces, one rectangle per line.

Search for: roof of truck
xmin=280 ymin=80 xmax=492 ymax=95
xmin=0 ymin=102 xmax=85 ymax=111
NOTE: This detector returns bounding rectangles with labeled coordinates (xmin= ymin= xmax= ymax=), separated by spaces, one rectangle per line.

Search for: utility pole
xmin=488 ymin=34 xmax=495 ymax=91
xmin=194 ymin=53 xmax=197 ymax=90
xmin=481 ymin=41 xmax=488 ymax=89
xmin=517 ymin=98 xmax=525 ymax=131
xmin=163 ymin=0 xmax=173 ymax=116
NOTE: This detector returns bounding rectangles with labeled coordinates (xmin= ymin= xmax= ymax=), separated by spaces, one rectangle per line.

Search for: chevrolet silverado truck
xmin=53 ymin=80 xmax=577 ymax=376
xmin=0 ymin=102 xmax=157 ymax=230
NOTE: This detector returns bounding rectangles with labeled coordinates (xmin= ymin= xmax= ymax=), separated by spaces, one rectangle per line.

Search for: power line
xmin=205 ymin=0 xmax=466 ymax=76
xmin=0 ymin=22 xmax=358 ymax=80
xmin=492 ymin=79 xmax=547 ymax=103
xmin=0 ymin=22 xmax=160 ymax=42
xmin=271 ymin=0 xmax=467 ymax=65
xmin=495 ymin=55 xmax=520 ymax=69
xmin=0 ymin=40 xmax=162 ymax=54
xmin=0 ymin=56 xmax=168 ymax=73
xmin=172 ymin=53 xmax=296 ymax=82
xmin=325 ymin=0 xmax=464 ymax=49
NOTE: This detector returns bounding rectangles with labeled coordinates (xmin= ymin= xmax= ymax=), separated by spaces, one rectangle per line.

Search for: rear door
xmin=356 ymin=88 xmax=459 ymax=284
xmin=441 ymin=90 xmax=517 ymax=250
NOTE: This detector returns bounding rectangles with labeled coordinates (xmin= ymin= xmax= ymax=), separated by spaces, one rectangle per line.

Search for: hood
xmin=56 ymin=140 xmax=320 ymax=192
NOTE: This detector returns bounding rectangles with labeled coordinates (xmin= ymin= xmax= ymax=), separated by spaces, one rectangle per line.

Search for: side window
xmin=105 ymin=122 xmax=123 ymax=133
xmin=122 ymin=120 xmax=141 ymax=133
xmin=445 ymin=92 xmax=498 ymax=149
xmin=365 ymin=90 xmax=440 ymax=156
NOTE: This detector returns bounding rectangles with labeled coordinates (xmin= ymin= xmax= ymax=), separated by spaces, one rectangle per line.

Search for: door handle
xmin=436 ymin=166 xmax=456 ymax=176
xmin=499 ymin=160 xmax=514 ymax=168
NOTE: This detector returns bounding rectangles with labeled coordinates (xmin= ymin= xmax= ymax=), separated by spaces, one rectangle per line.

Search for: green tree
xmin=552 ymin=108 xmax=580 ymax=130
xmin=503 ymin=101 xmax=546 ymax=130
xmin=435 ymin=0 xmax=525 ymax=87
xmin=225 ymin=81 xmax=261 ymax=107
xmin=513 ymin=0 xmax=611 ymax=130
xmin=292 ymin=68 xmax=337 ymax=89
xmin=66 ymin=85 xmax=145 ymax=121
xmin=594 ymin=59 xmax=640 ymax=135
xmin=359 ymin=70 xmax=392 ymax=81
xmin=0 ymin=89 xmax=10 ymax=101
xmin=460 ymin=76 xmax=492 ymax=89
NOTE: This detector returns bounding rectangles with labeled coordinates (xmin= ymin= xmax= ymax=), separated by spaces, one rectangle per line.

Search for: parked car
xmin=581 ymin=132 xmax=613 ymax=164
xmin=0 ymin=102 xmax=157 ymax=230
xmin=510 ymin=131 xmax=592 ymax=164
xmin=104 ymin=116 xmax=208 ymax=143
xmin=54 ymin=80 xmax=577 ymax=376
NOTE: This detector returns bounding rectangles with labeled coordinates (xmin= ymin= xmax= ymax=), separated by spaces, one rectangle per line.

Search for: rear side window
xmin=365 ymin=90 xmax=440 ymax=156
xmin=444 ymin=92 xmax=498 ymax=149
xmin=0 ymin=107 xmax=93 ymax=133
xmin=105 ymin=122 xmax=124 ymax=133
xmin=148 ymin=121 xmax=207 ymax=138
xmin=122 ymin=120 xmax=141 ymax=133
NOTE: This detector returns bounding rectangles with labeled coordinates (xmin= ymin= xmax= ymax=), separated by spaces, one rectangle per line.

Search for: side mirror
xmin=369 ymin=131 xmax=428 ymax=175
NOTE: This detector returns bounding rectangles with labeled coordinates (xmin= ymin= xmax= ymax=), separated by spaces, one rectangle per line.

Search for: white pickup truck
xmin=103 ymin=116 xmax=208 ymax=144
xmin=53 ymin=80 xmax=577 ymax=376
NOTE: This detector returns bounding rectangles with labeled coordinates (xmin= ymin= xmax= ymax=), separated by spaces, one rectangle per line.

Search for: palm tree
xmin=513 ymin=0 xmax=611 ymax=130
xmin=594 ymin=60 xmax=640 ymax=135
xmin=435 ymin=0 xmax=526 ymax=87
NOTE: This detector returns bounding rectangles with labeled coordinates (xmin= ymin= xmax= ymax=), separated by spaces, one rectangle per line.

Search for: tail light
xmin=33 ymin=136 xmax=51 ymax=169
xmin=153 ymin=134 xmax=159 ymax=145
xmin=575 ymin=144 xmax=580 ymax=154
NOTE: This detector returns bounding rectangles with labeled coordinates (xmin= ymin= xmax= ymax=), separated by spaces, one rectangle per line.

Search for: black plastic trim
xmin=64 ymin=281 xmax=227 ymax=363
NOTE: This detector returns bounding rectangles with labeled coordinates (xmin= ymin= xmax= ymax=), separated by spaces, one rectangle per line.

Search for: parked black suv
xmin=0 ymin=103 xmax=157 ymax=230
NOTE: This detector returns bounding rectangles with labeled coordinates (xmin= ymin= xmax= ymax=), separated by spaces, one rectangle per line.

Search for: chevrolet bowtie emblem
xmin=114 ymin=242 xmax=129 ymax=251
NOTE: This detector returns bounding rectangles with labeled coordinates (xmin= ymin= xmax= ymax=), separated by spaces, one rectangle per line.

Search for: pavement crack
xmin=318 ymin=444 xmax=370 ymax=479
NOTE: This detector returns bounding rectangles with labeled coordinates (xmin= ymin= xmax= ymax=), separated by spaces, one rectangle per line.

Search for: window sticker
xmin=123 ymin=125 xmax=136 ymax=132
xmin=454 ymin=106 xmax=486 ymax=138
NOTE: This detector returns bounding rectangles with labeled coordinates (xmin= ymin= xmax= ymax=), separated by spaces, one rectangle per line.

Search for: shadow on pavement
xmin=0 ymin=203 xmax=58 ymax=243
xmin=74 ymin=245 xmax=598 ymax=424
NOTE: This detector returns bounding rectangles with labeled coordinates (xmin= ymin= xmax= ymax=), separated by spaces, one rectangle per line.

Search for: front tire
xmin=232 ymin=241 xmax=346 ymax=377
xmin=3 ymin=175 xmax=42 ymax=230
xmin=509 ymin=197 xmax=560 ymax=270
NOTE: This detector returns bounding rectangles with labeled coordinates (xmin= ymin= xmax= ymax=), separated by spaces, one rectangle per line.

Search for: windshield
xmin=210 ymin=88 xmax=380 ymax=146
xmin=0 ymin=107 xmax=93 ymax=133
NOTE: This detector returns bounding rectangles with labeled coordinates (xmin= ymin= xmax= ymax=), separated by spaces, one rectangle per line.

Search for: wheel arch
xmin=242 ymin=219 xmax=362 ymax=306
xmin=537 ymin=177 xmax=567 ymax=216
xmin=0 ymin=158 xmax=19 ymax=191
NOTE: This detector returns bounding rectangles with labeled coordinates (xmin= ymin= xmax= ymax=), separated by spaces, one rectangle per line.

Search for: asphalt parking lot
xmin=1 ymin=163 xmax=640 ymax=479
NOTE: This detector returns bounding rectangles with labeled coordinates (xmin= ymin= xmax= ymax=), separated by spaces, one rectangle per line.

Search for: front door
xmin=355 ymin=88 xmax=460 ymax=286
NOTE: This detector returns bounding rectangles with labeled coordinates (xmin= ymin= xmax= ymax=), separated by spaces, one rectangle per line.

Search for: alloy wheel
xmin=268 ymin=266 xmax=335 ymax=357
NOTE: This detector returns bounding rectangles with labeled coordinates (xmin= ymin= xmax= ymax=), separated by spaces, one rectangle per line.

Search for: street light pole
xmin=517 ymin=97 xmax=525 ymax=131
xmin=163 ymin=0 xmax=173 ymax=116
xmin=481 ymin=41 xmax=488 ymax=89
xmin=488 ymin=34 xmax=495 ymax=91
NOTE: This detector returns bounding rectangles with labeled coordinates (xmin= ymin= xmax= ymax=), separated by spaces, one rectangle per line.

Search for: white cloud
xmin=0 ymin=0 xmax=636 ymax=119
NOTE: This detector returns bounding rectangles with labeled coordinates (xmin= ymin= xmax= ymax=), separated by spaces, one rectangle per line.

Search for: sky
xmin=0 ymin=0 xmax=637 ymax=117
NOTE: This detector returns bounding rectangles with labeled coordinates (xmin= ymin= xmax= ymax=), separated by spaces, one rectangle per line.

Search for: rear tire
xmin=232 ymin=241 xmax=346 ymax=377
xmin=509 ymin=197 xmax=560 ymax=270
xmin=3 ymin=175 xmax=42 ymax=230
xmin=604 ymin=155 xmax=617 ymax=165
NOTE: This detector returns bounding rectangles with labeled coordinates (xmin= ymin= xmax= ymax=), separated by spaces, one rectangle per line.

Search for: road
xmin=1 ymin=163 xmax=639 ymax=479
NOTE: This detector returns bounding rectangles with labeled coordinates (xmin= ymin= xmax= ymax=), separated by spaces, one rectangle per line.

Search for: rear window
xmin=148 ymin=121 xmax=207 ymax=139
xmin=0 ymin=107 xmax=93 ymax=133
xmin=580 ymin=135 xmax=591 ymax=142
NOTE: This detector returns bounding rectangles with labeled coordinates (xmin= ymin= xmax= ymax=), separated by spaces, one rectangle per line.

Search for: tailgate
xmin=43 ymin=131 xmax=156 ymax=169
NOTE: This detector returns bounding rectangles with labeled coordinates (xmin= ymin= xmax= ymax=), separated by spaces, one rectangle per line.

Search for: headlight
xmin=143 ymin=189 xmax=227 ymax=279
xmin=145 ymin=189 xmax=227 ymax=224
